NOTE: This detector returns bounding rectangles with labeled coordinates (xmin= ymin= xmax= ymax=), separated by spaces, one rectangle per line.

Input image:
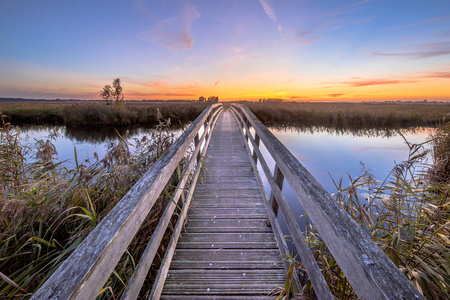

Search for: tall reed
xmin=296 ymin=127 xmax=449 ymax=299
xmin=0 ymin=114 xmax=179 ymax=298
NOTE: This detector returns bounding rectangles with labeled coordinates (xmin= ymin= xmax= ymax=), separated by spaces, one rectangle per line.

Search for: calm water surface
xmin=254 ymin=126 xmax=433 ymax=248
xmin=19 ymin=125 xmax=184 ymax=167
xmin=17 ymin=124 xmax=433 ymax=255
xmin=265 ymin=126 xmax=432 ymax=193
xmin=19 ymin=124 xmax=432 ymax=242
xmin=19 ymin=124 xmax=432 ymax=191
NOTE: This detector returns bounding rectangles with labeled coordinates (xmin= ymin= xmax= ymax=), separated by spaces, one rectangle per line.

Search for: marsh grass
xmin=292 ymin=127 xmax=450 ymax=299
xmin=0 ymin=101 xmax=209 ymax=128
xmin=0 ymin=114 xmax=182 ymax=298
xmin=245 ymin=102 xmax=450 ymax=129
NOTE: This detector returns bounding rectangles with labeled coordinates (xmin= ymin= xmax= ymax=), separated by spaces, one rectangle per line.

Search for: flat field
xmin=2 ymin=100 xmax=450 ymax=128
xmin=243 ymin=101 xmax=450 ymax=128
xmin=0 ymin=101 xmax=209 ymax=127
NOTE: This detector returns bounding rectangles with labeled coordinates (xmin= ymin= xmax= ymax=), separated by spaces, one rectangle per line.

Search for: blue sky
xmin=1 ymin=0 xmax=449 ymax=100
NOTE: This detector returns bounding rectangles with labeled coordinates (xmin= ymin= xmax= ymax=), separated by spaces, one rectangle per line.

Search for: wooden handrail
xmin=231 ymin=104 xmax=424 ymax=300
xmin=230 ymin=107 xmax=331 ymax=298
xmin=229 ymin=108 xmax=302 ymax=294
xmin=32 ymin=104 xmax=222 ymax=300
xmin=121 ymin=106 xmax=222 ymax=300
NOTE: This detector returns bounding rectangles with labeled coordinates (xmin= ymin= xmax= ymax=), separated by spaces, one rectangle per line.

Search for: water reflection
xmin=269 ymin=125 xmax=432 ymax=139
xmin=19 ymin=124 xmax=185 ymax=144
xmin=257 ymin=125 xmax=433 ymax=255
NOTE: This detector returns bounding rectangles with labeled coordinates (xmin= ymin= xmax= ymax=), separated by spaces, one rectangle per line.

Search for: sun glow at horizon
xmin=0 ymin=1 xmax=449 ymax=102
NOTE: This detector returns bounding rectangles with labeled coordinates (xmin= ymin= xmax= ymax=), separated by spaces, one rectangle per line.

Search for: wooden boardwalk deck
xmin=161 ymin=111 xmax=286 ymax=299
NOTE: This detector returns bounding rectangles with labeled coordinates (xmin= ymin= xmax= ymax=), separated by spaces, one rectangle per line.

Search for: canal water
xmin=18 ymin=123 xmax=433 ymax=251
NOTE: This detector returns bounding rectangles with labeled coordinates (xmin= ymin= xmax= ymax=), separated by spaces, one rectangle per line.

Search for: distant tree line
xmin=198 ymin=96 xmax=219 ymax=103
xmin=258 ymin=98 xmax=283 ymax=102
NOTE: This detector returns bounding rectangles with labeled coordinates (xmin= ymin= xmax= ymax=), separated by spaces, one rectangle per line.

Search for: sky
xmin=0 ymin=0 xmax=449 ymax=101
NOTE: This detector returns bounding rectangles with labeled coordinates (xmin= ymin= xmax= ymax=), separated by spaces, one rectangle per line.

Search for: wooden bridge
xmin=32 ymin=104 xmax=424 ymax=299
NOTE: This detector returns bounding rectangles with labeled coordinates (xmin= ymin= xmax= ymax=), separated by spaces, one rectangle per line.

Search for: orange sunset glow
xmin=1 ymin=1 xmax=449 ymax=101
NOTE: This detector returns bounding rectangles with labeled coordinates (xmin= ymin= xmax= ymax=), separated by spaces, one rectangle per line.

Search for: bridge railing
xmin=32 ymin=104 xmax=223 ymax=300
xmin=230 ymin=104 xmax=424 ymax=300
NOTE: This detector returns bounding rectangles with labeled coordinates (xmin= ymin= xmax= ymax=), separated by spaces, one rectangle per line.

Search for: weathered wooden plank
xmin=193 ymin=190 xmax=263 ymax=197
xmin=194 ymin=184 xmax=260 ymax=190
xmin=178 ymin=233 xmax=276 ymax=243
xmin=169 ymin=261 xmax=284 ymax=269
xmin=162 ymin=284 xmax=283 ymax=295
xmin=188 ymin=207 xmax=266 ymax=214
xmin=201 ymin=167 xmax=253 ymax=173
xmin=172 ymin=249 xmax=282 ymax=260
xmin=177 ymin=242 xmax=278 ymax=249
xmin=166 ymin=269 xmax=286 ymax=277
xmin=200 ymin=175 xmax=258 ymax=181
xmin=196 ymin=178 xmax=257 ymax=183
xmin=185 ymin=227 xmax=273 ymax=233
xmin=191 ymin=202 xmax=265 ymax=209
xmin=160 ymin=296 xmax=278 ymax=300
xmin=185 ymin=218 xmax=270 ymax=228
xmin=232 ymin=104 xmax=424 ymax=300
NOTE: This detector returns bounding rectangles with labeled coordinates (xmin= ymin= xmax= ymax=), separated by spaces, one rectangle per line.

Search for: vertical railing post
xmin=204 ymin=114 xmax=210 ymax=142
xmin=244 ymin=119 xmax=250 ymax=142
xmin=176 ymin=164 xmax=186 ymax=204
xmin=269 ymin=164 xmax=284 ymax=218
xmin=252 ymin=133 xmax=260 ymax=163
xmin=194 ymin=133 xmax=201 ymax=164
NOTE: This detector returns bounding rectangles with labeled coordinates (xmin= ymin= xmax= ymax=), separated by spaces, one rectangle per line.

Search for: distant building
xmin=198 ymin=96 xmax=206 ymax=102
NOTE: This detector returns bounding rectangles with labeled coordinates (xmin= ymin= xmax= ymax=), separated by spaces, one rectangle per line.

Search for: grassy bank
xmin=295 ymin=124 xmax=450 ymax=299
xmin=3 ymin=101 xmax=450 ymax=129
xmin=0 ymin=101 xmax=209 ymax=127
xmin=244 ymin=102 xmax=450 ymax=128
xmin=0 ymin=117 xmax=181 ymax=298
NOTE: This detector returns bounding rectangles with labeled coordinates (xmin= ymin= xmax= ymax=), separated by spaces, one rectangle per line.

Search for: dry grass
xmin=296 ymin=127 xmax=450 ymax=299
xmin=0 ymin=101 xmax=209 ymax=127
xmin=0 ymin=115 xmax=181 ymax=298
xmin=244 ymin=102 xmax=450 ymax=129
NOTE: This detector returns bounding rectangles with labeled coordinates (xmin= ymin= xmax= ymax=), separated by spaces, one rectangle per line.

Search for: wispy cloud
xmin=374 ymin=50 xmax=450 ymax=59
xmin=127 ymin=92 xmax=196 ymax=99
xmin=293 ymin=6 xmax=369 ymax=45
xmin=259 ymin=0 xmax=283 ymax=35
xmin=383 ymin=14 xmax=450 ymax=31
xmin=125 ymin=79 xmax=168 ymax=88
xmin=328 ymin=93 xmax=345 ymax=97
xmin=214 ymin=79 xmax=221 ymax=86
xmin=343 ymin=78 xmax=418 ymax=87
xmin=373 ymin=41 xmax=450 ymax=59
xmin=321 ymin=0 xmax=371 ymax=17
xmin=294 ymin=35 xmax=323 ymax=45
xmin=421 ymin=71 xmax=450 ymax=79
xmin=340 ymin=69 xmax=450 ymax=87
xmin=141 ymin=3 xmax=199 ymax=51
